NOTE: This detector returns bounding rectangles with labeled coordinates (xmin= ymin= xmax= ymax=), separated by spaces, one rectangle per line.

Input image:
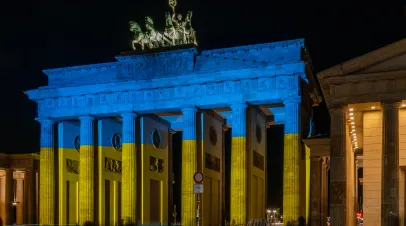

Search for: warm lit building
xmin=0 ymin=153 xmax=39 ymax=225
xmin=317 ymin=38 xmax=406 ymax=226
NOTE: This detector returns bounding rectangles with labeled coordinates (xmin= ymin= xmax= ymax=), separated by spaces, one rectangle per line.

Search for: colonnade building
xmin=317 ymin=38 xmax=406 ymax=226
xmin=24 ymin=39 xmax=321 ymax=226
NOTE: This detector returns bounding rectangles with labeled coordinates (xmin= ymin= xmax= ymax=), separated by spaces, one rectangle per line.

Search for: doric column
xmin=0 ymin=169 xmax=14 ymax=225
xmin=121 ymin=112 xmax=137 ymax=224
xmin=38 ymin=119 xmax=55 ymax=225
xmin=222 ymin=125 xmax=230 ymax=225
xmin=25 ymin=169 xmax=36 ymax=224
xmin=16 ymin=173 xmax=24 ymax=224
xmin=181 ymin=107 xmax=198 ymax=226
xmin=283 ymin=99 xmax=301 ymax=225
xmin=329 ymin=106 xmax=347 ymax=225
xmin=321 ymin=157 xmax=329 ymax=226
xmin=79 ymin=116 xmax=95 ymax=224
xmin=230 ymin=103 xmax=248 ymax=225
xmin=381 ymin=101 xmax=400 ymax=225
xmin=310 ymin=157 xmax=322 ymax=226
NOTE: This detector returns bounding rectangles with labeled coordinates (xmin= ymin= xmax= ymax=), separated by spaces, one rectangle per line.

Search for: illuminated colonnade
xmin=26 ymin=39 xmax=321 ymax=225
xmin=0 ymin=155 xmax=39 ymax=225
xmin=317 ymin=38 xmax=406 ymax=226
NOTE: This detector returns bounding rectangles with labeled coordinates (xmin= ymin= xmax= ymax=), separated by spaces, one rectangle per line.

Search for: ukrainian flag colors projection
xmin=121 ymin=113 xmax=137 ymax=224
xmin=79 ymin=116 xmax=95 ymax=224
xmin=98 ymin=119 xmax=123 ymax=225
xmin=283 ymin=100 xmax=301 ymax=225
xmin=230 ymin=103 xmax=248 ymax=225
xmin=139 ymin=115 xmax=169 ymax=225
xmin=201 ymin=110 xmax=224 ymax=226
xmin=39 ymin=119 xmax=55 ymax=226
xmin=181 ymin=108 xmax=198 ymax=226
xmin=57 ymin=121 xmax=80 ymax=225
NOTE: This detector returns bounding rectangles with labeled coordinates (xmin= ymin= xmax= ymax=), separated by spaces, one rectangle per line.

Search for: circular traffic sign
xmin=193 ymin=172 xmax=204 ymax=183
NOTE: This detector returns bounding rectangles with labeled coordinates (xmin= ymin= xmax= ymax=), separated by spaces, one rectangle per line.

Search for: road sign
xmin=193 ymin=172 xmax=204 ymax=183
xmin=193 ymin=184 xmax=204 ymax=193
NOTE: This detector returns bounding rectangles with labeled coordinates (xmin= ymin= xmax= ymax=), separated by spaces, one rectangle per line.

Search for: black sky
xmin=0 ymin=0 xmax=404 ymax=152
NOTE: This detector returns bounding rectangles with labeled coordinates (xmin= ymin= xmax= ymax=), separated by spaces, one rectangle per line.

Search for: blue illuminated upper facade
xmin=26 ymin=39 xmax=321 ymax=121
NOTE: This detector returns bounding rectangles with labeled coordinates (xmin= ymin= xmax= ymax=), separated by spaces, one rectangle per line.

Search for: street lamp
xmin=266 ymin=209 xmax=272 ymax=222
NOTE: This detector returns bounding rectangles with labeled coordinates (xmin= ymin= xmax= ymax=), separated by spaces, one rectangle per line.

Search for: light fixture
xmin=351 ymin=122 xmax=355 ymax=125
xmin=349 ymin=113 xmax=354 ymax=116
xmin=402 ymin=103 xmax=406 ymax=107
xmin=371 ymin=106 xmax=376 ymax=109
xmin=352 ymin=129 xmax=355 ymax=132
xmin=352 ymin=125 xmax=355 ymax=129
xmin=349 ymin=108 xmax=354 ymax=111
xmin=350 ymin=117 xmax=354 ymax=120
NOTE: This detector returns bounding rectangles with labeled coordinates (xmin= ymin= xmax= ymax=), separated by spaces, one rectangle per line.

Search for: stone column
xmin=168 ymin=130 xmax=176 ymax=225
xmin=222 ymin=125 xmax=229 ymax=225
xmin=79 ymin=116 xmax=95 ymax=224
xmin=321 ymin=157 xmax=329 ymax=226
xmin=310 ymin=157 xmax=322 ymax=226
xmin=16 ymin=173 xmax=24 ymax=224
xmin=38 ymin=119 xmax=55 ymax=225
xmin=230 ymin=103 xmax=248 ymax=225
xmin=121 ymin=112 xmax=138 ymax=224
xmin=181 ymin=107 xmax=198 ymax=226
xmin=26 ymin=169 xmax=36 ymax=224
xmin=381 ymin=101 xmax=400 ymax=225
xmin=329 ymin=106 xmax=347 ymax=225
xmin=283 ymin=99 xmax=301 ymax=225
xmin=0 ymin=169 xmax=14 ymax=225
xmin=355 ymin=160 xmax=359 ymax=213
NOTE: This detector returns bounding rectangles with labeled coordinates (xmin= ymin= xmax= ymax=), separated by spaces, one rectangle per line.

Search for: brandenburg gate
xmin=26 ymin=1 xmax=321 ymax=225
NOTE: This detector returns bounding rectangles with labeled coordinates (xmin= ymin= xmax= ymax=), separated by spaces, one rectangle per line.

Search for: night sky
xmin=0 ymin=0 xmax=404 ymax=210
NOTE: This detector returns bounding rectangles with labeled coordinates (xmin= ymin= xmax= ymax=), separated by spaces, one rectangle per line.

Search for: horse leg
xmin=132 ymin=40 xmax=137 ymax=50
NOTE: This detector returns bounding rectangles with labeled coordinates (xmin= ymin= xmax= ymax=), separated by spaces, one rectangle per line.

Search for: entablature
xmin=33 ymin=72 xmax=303 ymax=119
xmin=323 ymin=70 xmax=406 ymax=108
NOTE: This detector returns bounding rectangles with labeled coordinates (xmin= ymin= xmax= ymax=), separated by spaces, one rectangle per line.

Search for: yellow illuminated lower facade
xmin=121 ymin=142 xmax=137 ymax=224
xmin=283 ymin=133 xmax=300 ymax=224
xmin=230 ymin=136 xmax=247 ymax=225
xmin=181 ymin=139 xmax=197 ymax=226
xmin=40 ymin=147 xmax=55 ymax=225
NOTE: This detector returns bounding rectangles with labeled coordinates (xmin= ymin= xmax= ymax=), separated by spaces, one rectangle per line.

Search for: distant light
xmin=352 ymin=129 xmax=355 ymax=132
xmin=402 ymin=103 xmax=406 ymax=107
xmin=349 ymin=113 xmax=354 ymax=116
xmin=371 ymin=106 xmax=376 ymax=109
xmin=267 ymin=209 xmax=271 ymax=213
xmin=350 ymin=117 xmax=354 ymax=120
xmin=351 ymin=122 xmax=355 ymax=125
xmin=352 ymin=125 xmax=355 ymax=128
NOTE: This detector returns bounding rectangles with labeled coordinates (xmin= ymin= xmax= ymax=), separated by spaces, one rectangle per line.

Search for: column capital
xmin=381 ymin=101 xmax=402 ymax=109
xmin=181 ymin=107 xmax=198 ymax=113
xmin=35 ymin=118 xmax=55 ymax=125
xmin=329 ymin=105 xmax=347 ymax=113
xmin=222 ymin=125 xmax=231 ymax=132
xmin=230 ymin=103 xmax=248 ymax=110
xmin=79 ymin=115 xmax=95 ymax=120
xmin=121 ymin=111 xmax=137 ymax=117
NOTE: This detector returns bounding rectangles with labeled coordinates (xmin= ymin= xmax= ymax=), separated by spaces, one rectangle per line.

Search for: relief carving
xmin=105 ymin=157 xmax=122 ymax=174
xmin=66 ymin=159 xmax=79 ymax=174
xmin=38 ymin=75 xmax=299 ymax=115
xmin=205 ymin=153 xmax=220 ymax=172
xmin=253 ymin=150 xmax=264 ymax=170
xmin=150 ymin=156 xmax=164 ymax=173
